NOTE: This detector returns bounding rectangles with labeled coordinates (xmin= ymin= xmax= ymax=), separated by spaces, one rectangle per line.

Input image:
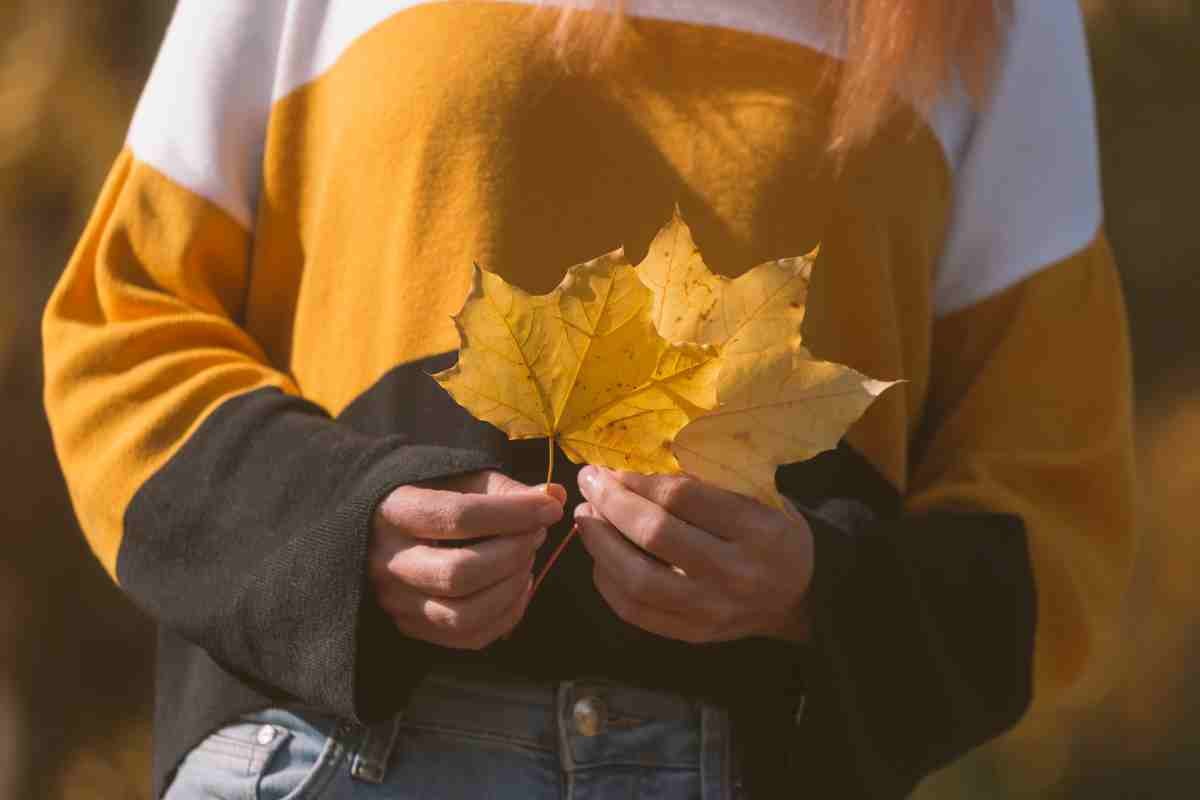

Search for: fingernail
xmin=579 ymin=465 xmax=597 ymax=490
xmin=537 ymin=485 xmax=566 ymax=506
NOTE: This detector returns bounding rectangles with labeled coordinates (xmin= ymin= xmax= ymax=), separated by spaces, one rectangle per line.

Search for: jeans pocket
xmin=163 ymin=709 xmax=344 ymax=800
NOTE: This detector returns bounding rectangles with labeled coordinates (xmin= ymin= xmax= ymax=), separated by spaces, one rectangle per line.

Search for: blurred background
xmin=0 ymin=1 xmax=1196 ymax=797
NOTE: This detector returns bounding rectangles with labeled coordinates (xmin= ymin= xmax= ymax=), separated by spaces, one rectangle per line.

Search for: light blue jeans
xmin=162 ymin=670 xmax=747 ymax=799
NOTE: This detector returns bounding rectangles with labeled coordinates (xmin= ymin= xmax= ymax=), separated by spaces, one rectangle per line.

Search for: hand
xmin=369 ymin=470 xmax=565 ymax=650
xmin=576 ymin=466 xmax=813 ymax=644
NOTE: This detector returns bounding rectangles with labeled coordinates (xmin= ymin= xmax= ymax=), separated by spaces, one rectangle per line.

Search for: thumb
xmin=478 ymin=470 xmax=567 ymax=505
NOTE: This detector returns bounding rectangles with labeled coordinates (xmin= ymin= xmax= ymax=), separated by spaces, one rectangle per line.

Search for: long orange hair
xmin=550 ymin=0 xmax=1011 ymax=152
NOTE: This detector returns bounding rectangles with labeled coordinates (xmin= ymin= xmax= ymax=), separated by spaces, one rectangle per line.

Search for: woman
xmin=43 ymin=1 xmax=1134 ymax=797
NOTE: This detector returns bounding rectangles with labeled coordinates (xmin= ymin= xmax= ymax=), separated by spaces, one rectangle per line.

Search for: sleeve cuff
xmin=344 ymin=446 xmax=503 ymax=722
xmin=790 ymin=508 xmax=1036 ymax=798
xmin=118 ymin=386 xmax=504 ymax=722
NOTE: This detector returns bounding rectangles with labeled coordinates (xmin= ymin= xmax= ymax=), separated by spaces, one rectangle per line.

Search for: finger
xmin=385 ymin=529 xmax=546 ymax=598
xmin=440 ymin=469 xmax=568 ymax=505
xmin=538 ymin=482 xmax=569 ymax=505
xmin=577 ymin=466 xmax=730 ymax=577
xmin=381 ymin=562 xmax=533 ymax=645
xmin=424 ymin=576 xmax=534 ymax=651
xmin=575 ymin=504 xmax=709 ymax=614
xmin=377 ymin=483 xmax=563 ymax=540
xmin=491 ymin=473 xmax=567 ymax=506
xmin=610 ymin=470 xmax=769 ymax=541
xmin=593 ymin=566 xmax=721 ymax=644
xmin=465 ymin=577 xmax=535 ymax=649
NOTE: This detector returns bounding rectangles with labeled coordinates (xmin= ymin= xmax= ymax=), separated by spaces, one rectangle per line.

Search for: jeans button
xmin=573 ymin=696 xmax=605 ymax=737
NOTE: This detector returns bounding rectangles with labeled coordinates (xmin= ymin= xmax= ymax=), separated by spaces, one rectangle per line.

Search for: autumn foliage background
xmin=1 ymin=1 xmax=1197 ymax=797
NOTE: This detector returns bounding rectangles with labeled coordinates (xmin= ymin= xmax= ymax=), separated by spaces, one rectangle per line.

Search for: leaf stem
xmin=545 ymin=436 xmax=556 ymax=490
xmin=531 ymin=524 xmax=578 ymax=600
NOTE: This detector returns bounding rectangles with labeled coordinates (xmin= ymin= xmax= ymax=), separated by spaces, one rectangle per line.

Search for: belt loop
xmin=700 ymin=703 xmax=733 ymax=800
xmin=349 ymin=714 xmax=402 ymax=785
xmin=555 ymin=681 xmax=579 ymax=800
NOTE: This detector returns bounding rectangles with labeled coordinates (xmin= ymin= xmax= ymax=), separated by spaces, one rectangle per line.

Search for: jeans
xmin=162 ymin=669 xmax=747 ymax=799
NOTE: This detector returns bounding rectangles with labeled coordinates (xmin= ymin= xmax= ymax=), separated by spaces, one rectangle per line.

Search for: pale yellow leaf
xmin=635 ymin=209 xmax=893 ymax=507
xmin=673 ymin=348 xmax=898 ymax=510
xmin=637 ymin=207 xmax=817 ymax=390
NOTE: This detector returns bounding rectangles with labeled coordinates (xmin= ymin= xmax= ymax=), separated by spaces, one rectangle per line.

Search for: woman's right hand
xmin=369 ymin=470 xmax=566 ymax=650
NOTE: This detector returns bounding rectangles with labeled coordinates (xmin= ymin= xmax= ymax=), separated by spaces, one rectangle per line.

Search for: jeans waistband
xmin=398 ymin=665 xmax=720 ymax=773
xmin=272 ymin=664 xmax=740 ymax=798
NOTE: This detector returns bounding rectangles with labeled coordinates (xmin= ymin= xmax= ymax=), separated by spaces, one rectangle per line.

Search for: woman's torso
xmin=223 ymin=0 xmax=953 ymax=697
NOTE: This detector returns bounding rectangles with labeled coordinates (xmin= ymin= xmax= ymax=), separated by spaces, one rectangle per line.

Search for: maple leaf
xmin=636 ymin=209 xmax=897 ymax=509
xmin=637 ymin=207 xmax=817 ymax=390
xmin=433 ymin=250 xmax=721 ymax=479
xmin=674 ymin=348 xmax=896 ymax=509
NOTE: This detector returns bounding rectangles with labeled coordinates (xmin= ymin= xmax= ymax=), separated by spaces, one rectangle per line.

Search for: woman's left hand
xmin=576 ymin=465 xmax=814 ymax=644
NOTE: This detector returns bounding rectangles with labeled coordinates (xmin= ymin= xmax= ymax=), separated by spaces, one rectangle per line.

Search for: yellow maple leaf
xmin=636 ymin=209 xmax=896 ymax=509
xmin=637 ymin=207 xmax=817 ymax=390
xmin=674 ymin=348 xmax=897 ymax=509
xmin=433 ymin=250 xmax=721 ymax=479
